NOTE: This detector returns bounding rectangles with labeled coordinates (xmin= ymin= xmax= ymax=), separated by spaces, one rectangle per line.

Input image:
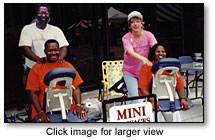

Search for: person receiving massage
xmin=26 ymin=39 xmax=86 ymax=122
xmin=138 ymin=43 xmax=192 ymax=122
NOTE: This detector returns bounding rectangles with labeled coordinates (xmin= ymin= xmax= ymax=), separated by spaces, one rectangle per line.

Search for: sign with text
xmin=109 ymin=102 xmax=153 ymax=122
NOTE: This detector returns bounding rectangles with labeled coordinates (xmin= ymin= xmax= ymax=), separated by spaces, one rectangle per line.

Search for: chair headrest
xmin=44 ymin=68 xmax=76 ymax=85
xmin=151 ymin=58 xmax=181 ymax=74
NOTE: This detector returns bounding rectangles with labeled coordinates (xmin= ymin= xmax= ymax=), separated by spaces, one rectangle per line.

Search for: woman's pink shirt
xmin=122 ymin=30 xmax=157 ymax=77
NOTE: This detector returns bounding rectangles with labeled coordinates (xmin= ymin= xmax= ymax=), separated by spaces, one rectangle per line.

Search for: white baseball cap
xmin=128 ymin=11 xmax=143 ymax=21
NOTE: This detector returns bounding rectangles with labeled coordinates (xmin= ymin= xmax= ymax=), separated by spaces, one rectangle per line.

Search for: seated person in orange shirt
xmin=138 ymin=43 xmax=191 ymax=122
xmin=26 ymin=39 xmax=86 ymax=122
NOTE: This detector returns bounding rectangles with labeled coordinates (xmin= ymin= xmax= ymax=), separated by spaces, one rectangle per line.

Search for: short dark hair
xmin=148 ymin=43 xmax=170 ymax=61
xmin=44 ymin=39 xmax=59 ymax=50
xmin=35 ymin=3 xmax=51 ymax=15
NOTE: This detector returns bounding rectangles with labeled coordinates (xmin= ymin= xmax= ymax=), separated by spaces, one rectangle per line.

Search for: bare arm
xmin=72 ymin=87 xmax=86 ymax=119
xmin=22 ymin=46 xmax=40 ymax=61
xmin=176 ymin=88 xmax=186 ymax=99
xmin=72 ymin=87 xmax=82 ymax=105
xmin=30 ymin=90 xmax=50 ymax=122
xmin=58 ymin=46 xmax=68 ymax=63
xmin=139 ymin=88 xmax=150 ymax=97
xmin=22 ymin=46 xmax=45 ymax=63
xmin=176 ymin=88 xmax=192 ymax=110
xmin=139 ymin=88 xmax=159 ymax=110
xmin=127 ymin=49 xmax=152 ymax=66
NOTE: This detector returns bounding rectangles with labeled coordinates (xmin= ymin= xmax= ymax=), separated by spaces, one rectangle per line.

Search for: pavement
xmin=4 ymin=75 xmax=203 ymax=123
xmin=82 ymin=87 xmax=204 ymax=122
xmin=4 ymin=89 xmax=203 ymax=123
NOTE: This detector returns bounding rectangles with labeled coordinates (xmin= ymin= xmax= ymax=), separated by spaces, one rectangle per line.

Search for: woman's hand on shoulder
xmin=141 ymin=57 xmax=152 ymax=66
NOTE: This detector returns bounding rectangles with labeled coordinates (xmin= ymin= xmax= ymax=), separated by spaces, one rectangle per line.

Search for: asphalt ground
xmin=5 ymin=75 xmax=203 ymax=123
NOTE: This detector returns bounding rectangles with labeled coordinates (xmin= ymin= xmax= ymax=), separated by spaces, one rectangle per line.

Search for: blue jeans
xmin=123 ymin=75 xmax=139 ymax=104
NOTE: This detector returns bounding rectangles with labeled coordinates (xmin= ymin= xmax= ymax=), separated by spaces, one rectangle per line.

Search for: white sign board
xmin=109 ymin=102 xmax=153 ymax=122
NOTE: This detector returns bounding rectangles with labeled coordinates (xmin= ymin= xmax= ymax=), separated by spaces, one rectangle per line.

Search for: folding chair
xmin=179 ymin=56 xmax=203 ymax=96
xmin=151 ymin=58 xmax=193 ymax=122
xmin=99 ymin=60 xmax=127 ymax=101
xmin=179 ymin=56 xmax=195 ymax=75
xmin=42 ymin=68 xmax=87 ymax=122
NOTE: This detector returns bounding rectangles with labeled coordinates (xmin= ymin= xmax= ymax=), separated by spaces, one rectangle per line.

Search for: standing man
xmin=19 ymin=3 xmax=69 ymax=69
xmin=18 ymin=4 xmax=69 ymax=121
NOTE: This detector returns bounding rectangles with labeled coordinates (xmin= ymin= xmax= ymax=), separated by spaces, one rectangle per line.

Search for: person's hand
xmin=37 ymin=57 xmax=46 ymax=64
xmin=74 ymin=105 xmax=87 ymax=120
xmin=58 ymin=57 xmax=65 ymax=63
xmin=154 ymin=102 xmax=161 ymax=112
xmin=180 ymin=99 xmax=192 ymax=111
xmin=142 ymin=57 xmax=152 ymax=66
xmin=37 ymin=111 xmax=50 ymax=122
xmin=149 ymin=100 xmax=161 ymax=111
